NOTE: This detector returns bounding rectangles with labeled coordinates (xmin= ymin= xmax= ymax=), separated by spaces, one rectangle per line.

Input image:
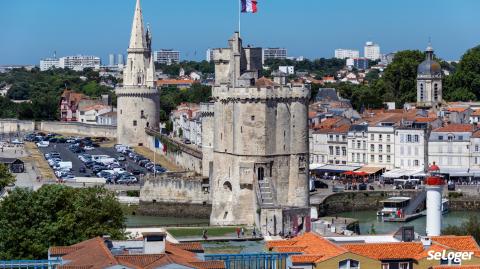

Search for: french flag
xmin=241 ymin=0 xmax=258 ymax=13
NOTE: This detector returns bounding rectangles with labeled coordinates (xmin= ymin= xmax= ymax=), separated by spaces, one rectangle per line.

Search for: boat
xmin=376 ymin=197 xmax=411 ymax=217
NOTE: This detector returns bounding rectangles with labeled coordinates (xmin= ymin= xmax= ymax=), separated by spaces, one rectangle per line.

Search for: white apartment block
xmin=470 ymin=131 xmax=480 ymax=170
xmin=263 ymin=48 xmax=287 ymax=63
xmin=364 ymin=41 xmax=381 ymax=61
xmin=367 ymin=126 xmax=395 ymax=170
xmin=347 ymin=125 xmax=368 ymax=166
xmin=206 ymin=49 xmax=214 ymax=62
xmin=154 ymin=49 xmax=180 ymax=65
xmin=40 ymin=58 xmax=60 ymax=71
xmin=334 ymin=49 xmax=360 ymax=60
xmin=394 ymin=128 xmax=427 ymax=170
xmin=310 ymin=131 xmax=329 ymax=164
xmin=279 ymin=66 xmax=294 ymax=75
xmin=59 ymin=55 xmax=101 ymax=71
xmin=428 ymin=124 xmax=473 ymax=170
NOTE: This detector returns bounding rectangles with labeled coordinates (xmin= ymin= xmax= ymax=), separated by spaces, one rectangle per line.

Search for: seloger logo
xmin=427 ymin=250 xmax=474 ymax=263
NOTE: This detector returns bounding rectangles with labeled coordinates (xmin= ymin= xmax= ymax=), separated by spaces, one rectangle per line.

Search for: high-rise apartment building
xmin=40 ymin=58 xmax=60 ymax=71
xmin=334 ymin=49 xmax=360 ymax=59
xmin=153 ymin=49 xmax=180 ymax=65
xmin=58 ymin=55 xmax=101 ymax=71
xmin=109 ymin=54 xmax=115 ymax=66
xmin=364 ymin=41 xmax=381 ymax=60
xmin=262 ymin=48 xmax=287 ymax=63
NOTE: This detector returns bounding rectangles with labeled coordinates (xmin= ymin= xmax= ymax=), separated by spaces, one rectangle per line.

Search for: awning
xmin=309 ymin=163 xmax=325 ymax=170
xmin=311 ymin=164 xmax=361 ymax=173
xmin=438 ymin=168 xmax=472 ymax=177
xmin=357 ymin=166 xmax=384 ymax=174
xmin=382 ymin=168 xmax=424 ymax=178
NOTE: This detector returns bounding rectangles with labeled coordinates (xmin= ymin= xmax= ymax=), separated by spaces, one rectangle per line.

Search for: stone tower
xmin=416 ymin=44 xmax=443 ymax=109
xmin=207 ymin=33 xmax=310 ymax=235
xmin=116 ymin=0 xmax=160 ymax=146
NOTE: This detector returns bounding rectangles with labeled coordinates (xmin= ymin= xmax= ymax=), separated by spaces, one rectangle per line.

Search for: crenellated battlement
xmin=212 ymin=84 xmax=310 ymax=102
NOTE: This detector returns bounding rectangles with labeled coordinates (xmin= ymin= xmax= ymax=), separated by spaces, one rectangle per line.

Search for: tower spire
xmin=129 ymin=0 xmax=147 ymax=50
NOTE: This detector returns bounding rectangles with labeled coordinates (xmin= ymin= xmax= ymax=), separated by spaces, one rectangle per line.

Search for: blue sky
xmin=0 ymin=0 xmax=479 ymax=65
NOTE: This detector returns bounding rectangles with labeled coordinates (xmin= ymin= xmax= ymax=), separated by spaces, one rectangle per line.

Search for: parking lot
xmin=37 ymin=143 xmax=149 ymax=178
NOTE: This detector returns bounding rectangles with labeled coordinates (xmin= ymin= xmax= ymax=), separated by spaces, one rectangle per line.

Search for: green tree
xmin=442 ymin=215 xmax=480 ymax=243
xmin=0 ymin=164 xmax=15 ymax=190
xmin=0 ymin=185 xmax=125 ymax=259
xmin=444 ymin=45 xmax=480 ymax=100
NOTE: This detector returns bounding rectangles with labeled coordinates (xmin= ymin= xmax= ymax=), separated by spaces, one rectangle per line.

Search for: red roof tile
xmin=432 ymin=124 xmax=475 ymax=133
xmin=343 ymin=242 xmax=424 ymax=260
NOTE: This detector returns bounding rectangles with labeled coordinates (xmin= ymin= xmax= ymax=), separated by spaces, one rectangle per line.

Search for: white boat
xmin=377 ymin=197 xmax=411 ymax=216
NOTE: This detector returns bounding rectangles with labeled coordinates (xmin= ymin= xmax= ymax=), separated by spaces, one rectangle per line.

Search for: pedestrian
xmin=202 ymin=229 xmax=208 ymax=240
xmin=252 ymin=227 xmax=257 ymax=238
xmin=236 ymin=227 xmax=240 ymax=238
xmin=241 ymin=227 xmax=245 ymax=237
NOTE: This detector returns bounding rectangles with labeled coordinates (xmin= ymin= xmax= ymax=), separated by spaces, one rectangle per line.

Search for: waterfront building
xmin=153 ymin=49 xmax=180 ymax=65
xmin=262 ymin=47 xmax=287 ymax=63
xmin=367 ymin=125 xmax=395 ymax=170
xmin=416 ymin=44 xmax=443 ymax=109
xmin=59 ymin=55 xmax=101 ymax=71
xmin=394 ymin=128 xmax=428 ymax=171
xmin=207 ymin=32 xmax=310 ymax=234
xmin=39 ymin=57 xmax=60 ymax=71
xmin=116 ymin=0 xmax=160 ymax=145
xmin=334 ymin=49 xmax=360 ymax=59
xmin=364 ymin=41 xmax=381 ymax=60
xmin=428 ymin=124 xmax=474 ymax=171
xmin=347 ymin=124 xmax=369 ymax=166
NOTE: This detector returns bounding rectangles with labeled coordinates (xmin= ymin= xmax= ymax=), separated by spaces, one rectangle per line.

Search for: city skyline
xmin=1 ymin=0 xmax=479 ymax=65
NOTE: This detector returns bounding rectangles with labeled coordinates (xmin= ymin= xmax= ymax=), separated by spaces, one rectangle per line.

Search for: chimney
xmin=142 ymin=232 xmax=166 ymax=254
xmin=420 ymin=236 xmax=432 ymax=249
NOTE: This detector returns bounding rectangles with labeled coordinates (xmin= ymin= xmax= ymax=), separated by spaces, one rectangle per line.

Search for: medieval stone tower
xmin=206 ymin=33 xmax=310 ymax=234
xmin=116 ymin=0 xmax=160 ymax=146
xmin=416 ymin=44 xmax=443 ymax=109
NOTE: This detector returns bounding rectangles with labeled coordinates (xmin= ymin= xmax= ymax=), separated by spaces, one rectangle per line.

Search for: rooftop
xmin=432 ymin=124 xmax=475 ymax=133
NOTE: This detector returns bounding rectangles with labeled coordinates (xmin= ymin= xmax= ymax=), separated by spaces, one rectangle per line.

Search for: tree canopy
xmin=0 ymin=164 xmax=15 ymax=190
xmin=0 ymin=185 xmax=125 ymax=259
xmin=442 ymin=215 xmax=480 ymax=244
xmin=159 ymin=83 xmax=212 ymax=121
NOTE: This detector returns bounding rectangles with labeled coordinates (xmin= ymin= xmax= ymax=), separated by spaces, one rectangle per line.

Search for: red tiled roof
xmin=432 ymin=124 xmax=475 ymax=133
xmin=57 ymin=237 xmax=119 ymax=269
xmin=415 ymin=117 xmax=437 ymax=123
xmin=255 ymin=77 xmax=279 ymax=87
xmin=157 ymin=79 xmax=194 ymax=85
xmin=174 ymin=242 xmax=204 ymax=252
xmin=431 ymin=236 xmax=480 ymax=253
xmin=343 ymin=242 xmax=424 ymax=260
xmin=448 ymin=107 xmax=469 ymax=113
xmin=49 ymin=246 xmax=83 ymax=256
xmin=472 ymin=109 xmax=480 ymax=116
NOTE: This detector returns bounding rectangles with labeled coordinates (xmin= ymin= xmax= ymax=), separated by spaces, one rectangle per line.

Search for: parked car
xmin=36 ymin=141 xmax=50 ymax=148
xmin=117 ymin=155 xmax=127 ymax=162
xmin=138 ymin=159 xmax=150 ymax=167
xmin=84 ymin=146 xmax=95 ymax=151
xmin=117 ymin=176 xmax=138 ymax=184
xmin=130 ymin=169 xmax=142 ymax=175
xmin=79 ymin=166 xmax=86 ymax=173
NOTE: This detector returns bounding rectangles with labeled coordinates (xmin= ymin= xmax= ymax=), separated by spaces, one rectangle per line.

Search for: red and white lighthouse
xmin=425 ymin=162 xmax=445 ymax=236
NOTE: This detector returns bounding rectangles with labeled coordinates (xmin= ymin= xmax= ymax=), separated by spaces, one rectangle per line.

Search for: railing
xmin=205 ymin=253 xmax=299 ymax=269
xmin=0 ymin=258 xmax=62 ymax=269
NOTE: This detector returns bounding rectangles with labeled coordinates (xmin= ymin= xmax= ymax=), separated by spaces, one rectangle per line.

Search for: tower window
xmin=146 ymin=122 xmax=150 ymax=128
xmin=420 ymin=83 xmax=424 ymax=101
xmin=434 ymin=83 xmax=439 ymax=101
xmin=133 ymin=120 xmax=137 ymax=126
xmin=251 ymin=115 xmax=255 ymax=121
xmin=120 ymin=109 xmax=122 ymax=115
xmin=141 ymin=110 xmax=145 ymax=118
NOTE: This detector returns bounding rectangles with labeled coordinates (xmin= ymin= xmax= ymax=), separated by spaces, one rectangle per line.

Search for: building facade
xmin=364 ymin=41 xmax=381 ymax=60
xmin=347 ymin=125 xmax=369 ymax=166
xmin=367 ymin=126 xmax=395 ymax=170
xmin=116 ymin=0 xmax=160 ymax=146
xmin=262 ymin=48 xmax=287 ymax=63
xmin=428 ymin=124 xmax=474 ymax=170
xmin=334 ymin=49 xmax=360 ymax=59
xmin=59 ymin=55 xmax=101 ymax=71
xmin=40 ymin=58 xmax=60 ymax=71
xmin=394 ymin=128 xmax=428 ymax=170
xmin=153 ymin=49 xmax=180 ymax=65
xmin=208 ymin=33 xmax=310 ymax=232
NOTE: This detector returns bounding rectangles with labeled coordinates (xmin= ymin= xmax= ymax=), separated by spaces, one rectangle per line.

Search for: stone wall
xmin=140 ymin=172 xmax=209 ymax=204
xmin=136 ymin=202 xmax=211 ymax=219
xmin=145 ymin=130 xmax=203 ymax=174
xmin=318 ymin=191 xmax=420 ymax=216
xmin=318 ymin=191 xmax=480 ymax=216
xmin=0 ymin=119 xmax=35 ymax=133
xmin=39 ymin=121 xmax=116 ymax=137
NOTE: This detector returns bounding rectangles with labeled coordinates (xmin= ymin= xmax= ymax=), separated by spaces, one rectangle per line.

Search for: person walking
xmin=236 ymin=227 xmax=240 ymax=238
xmin=202 ymin=229 xmax=208 ymax=240
xmin=241 ymin=227 xmax=245 ymax=237
xmin=252 ymin=227 xmax=257 ymax=238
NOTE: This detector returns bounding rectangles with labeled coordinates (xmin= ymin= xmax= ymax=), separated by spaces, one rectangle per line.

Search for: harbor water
xmin=337 ymin=210 xmax=480 ymax=235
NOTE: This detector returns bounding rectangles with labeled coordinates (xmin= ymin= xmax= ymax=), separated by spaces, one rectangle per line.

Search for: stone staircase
xmin=258 ymin=178 xmax=275 ymax=207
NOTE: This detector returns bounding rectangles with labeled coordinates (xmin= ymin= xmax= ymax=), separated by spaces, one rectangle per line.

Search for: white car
xmin=84 ymin=146 xmax=95 ymax=151
xmin=36 ymin=141 xmax=50 ymax=148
